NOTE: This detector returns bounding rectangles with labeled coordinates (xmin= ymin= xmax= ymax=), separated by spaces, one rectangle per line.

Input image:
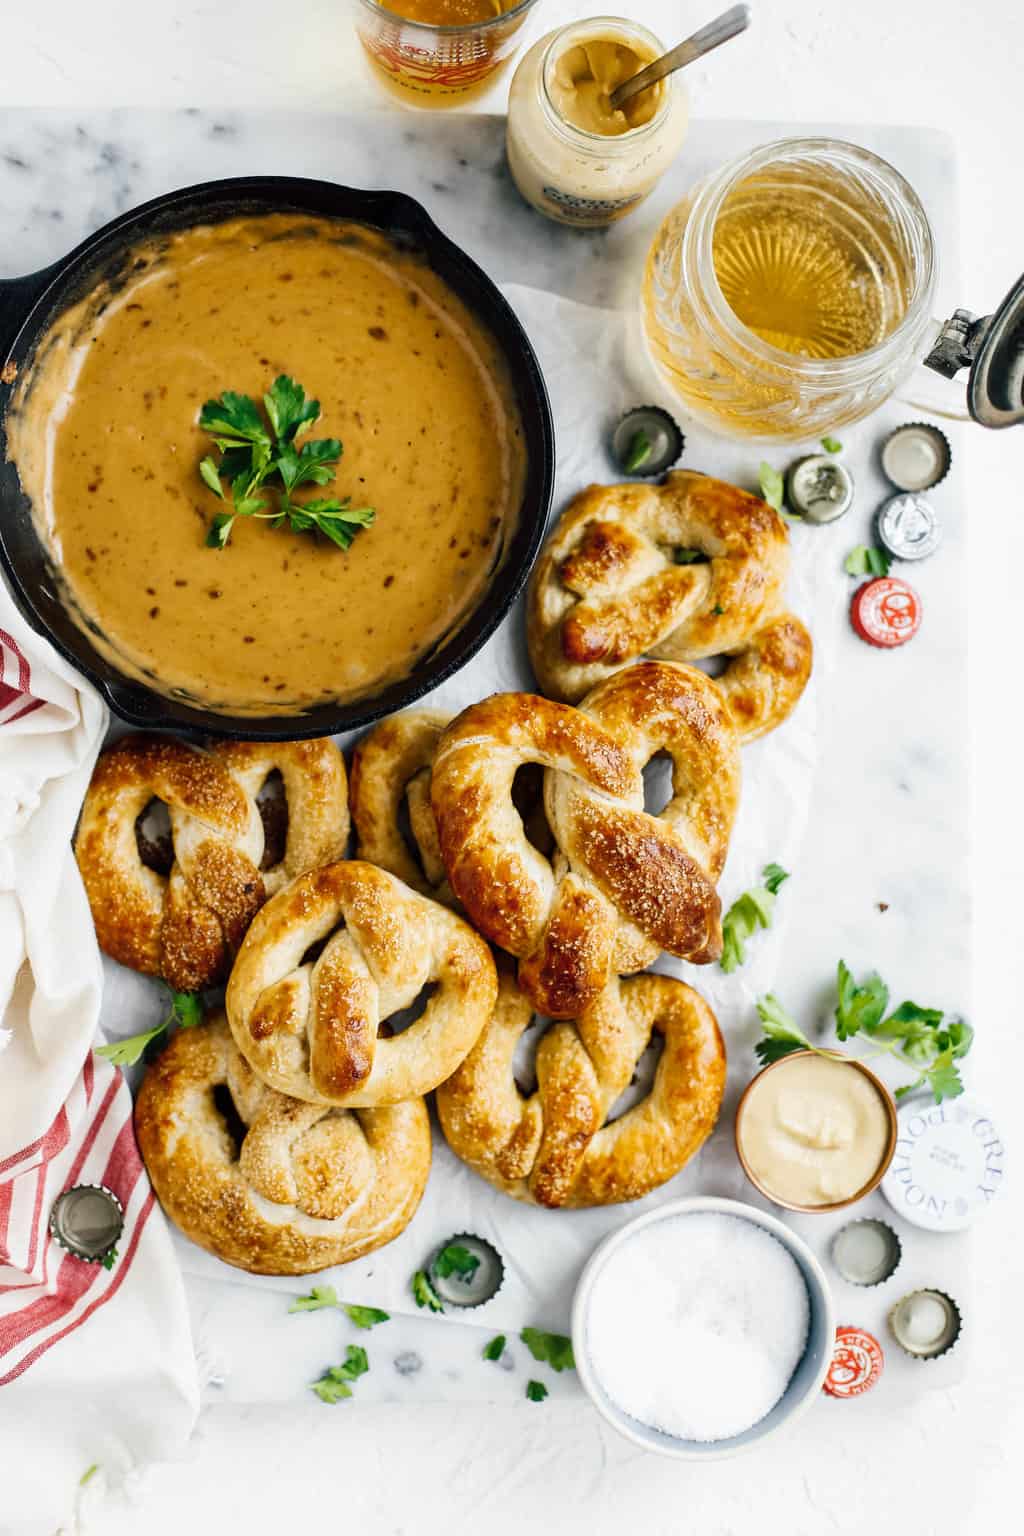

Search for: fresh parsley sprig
xmin=95 ymin=988 xmax=202 ymax=1066
xmin=720 ymin=863 xmax=790 ymax=974
xmin=199 ymin=375 xmax=375 ymax=551
xmin=754 ymin=960 xmax=973 ymax=1104
xmin=520 ymin=1328 xmax=575 ymax=1373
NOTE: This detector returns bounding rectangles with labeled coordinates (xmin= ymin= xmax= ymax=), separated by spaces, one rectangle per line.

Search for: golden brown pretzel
xmin=430 ymin=661 xmax=741 ymax=1019
xmin=75 ymin=734 xmax=348 ymax=992
xmin=436 ymin=971 xmax=725 ymax=1208
xmin=226 ymin=860 xmax=497 ymax=1106
xmin=135 ymin=1013 xmax=430 ymax=1274
xmin=349 ymin=710 xmax=455 ymax=903
xmin=527 ymin=471 xmax=812 ymax=737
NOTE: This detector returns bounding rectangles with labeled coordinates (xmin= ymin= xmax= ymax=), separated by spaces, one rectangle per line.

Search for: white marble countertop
xmin=1 ymin=3 xmax=1021 ymax=1533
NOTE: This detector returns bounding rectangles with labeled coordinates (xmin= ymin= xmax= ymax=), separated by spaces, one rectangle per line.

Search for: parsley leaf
xmin=288 ymin=1285 xmax=339 ymax=1313
xmin=520 ymin=1328 xmax=575 ymax=1373
xmin=754 ymin=994 xmax=813 ymax=1065
xmin=844 ymin=545 xmax=892 ymax=578
xmin=720 ymin=863 xmax=789 ymax=973
xmin=433 ymin=1244 xmax=480 ymax=1280
xmin=198 ymin=376 xmax=374 ymax=552
xmin=344 ymin=1304 xmax=390 ymax=1330
xmin=835 ymin=960 xmax=888 ymax=1040
xmin=79 ymin=1465 xmax=99 ymax=1487
xmin=758 ymin=462 xmax=785 ymax=512
xmin=94 ymin=1022 xmax=170 ymax=1067
xmin=412 ymin=1269 xmax=444 ymax=1313
xmin=673 ymin=547 xmax=710 ymax=565
xmin=760 ymin=963 xmax=973 ymax=1104
xmin=526 ymin=1380 xmax=548 ymax=1402
xmin=100 ymin=1245 xmax=118 ymax=1271
xmin=623 ymin=429 xmax=652 ymax=473
xmin=95 ymin=988 xmax=203 ymax=1066
xmin=821 ymin=436 xmax=843 ymax=454
xmin=483 ymin=1335 xmax=506 ymax=1362
xmin=310 ymin=1345 xmax=369 ymax=1404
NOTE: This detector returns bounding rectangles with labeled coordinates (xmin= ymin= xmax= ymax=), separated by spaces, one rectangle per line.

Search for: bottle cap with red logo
xmin=823 ymin=1325 xmax=885 ymax=1397
xmin=850 ymin=577 xmax=922 ymax=648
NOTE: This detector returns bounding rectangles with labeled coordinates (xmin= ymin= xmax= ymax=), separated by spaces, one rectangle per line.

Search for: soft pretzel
xmin=349 ymin=710 xmax=455 ymax=903
xmin=135 ymin=1013 xmax=430 ymax=1274
xmin=225 ymin=860 xmax=497 ymax=1106
xmin=527 ymin=471 xmax=813 ymax=737
xmin=430 ymin=661 xmax=740 ymax=1018
xmin=436 ymin=970 xmax=725 ymax=1207
xmin=75 ymin=734 xmax=348 ymax=992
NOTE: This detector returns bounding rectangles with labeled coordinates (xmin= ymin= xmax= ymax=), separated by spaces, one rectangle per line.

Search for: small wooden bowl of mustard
xmin=734 ymin=1050 xmax=898 ymax=1215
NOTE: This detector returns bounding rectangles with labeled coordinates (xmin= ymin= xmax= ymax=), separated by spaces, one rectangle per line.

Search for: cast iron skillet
xmin=0 ymin=176 xmax=555 ymax=739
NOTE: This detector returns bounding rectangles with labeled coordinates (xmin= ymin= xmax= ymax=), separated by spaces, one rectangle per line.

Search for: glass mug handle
xmin=895 ymin=312 xmax=976 ymax=423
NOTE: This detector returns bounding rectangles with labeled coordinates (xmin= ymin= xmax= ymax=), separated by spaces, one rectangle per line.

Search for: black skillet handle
xmin=0 ymin=265 xmax=60 ymax=366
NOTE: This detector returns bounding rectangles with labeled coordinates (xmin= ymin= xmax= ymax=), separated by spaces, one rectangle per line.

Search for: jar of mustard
xmin=506 ymin=17 xmax=689 ymax=229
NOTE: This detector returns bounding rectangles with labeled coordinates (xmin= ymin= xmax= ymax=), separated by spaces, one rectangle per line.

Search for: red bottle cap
xmin=851 ymin=577 xmax=921 ymax=648
xmin=823 ymin=1325 xmax=885 ymax=1397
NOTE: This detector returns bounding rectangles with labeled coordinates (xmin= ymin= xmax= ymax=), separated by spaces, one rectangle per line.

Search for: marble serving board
xmin=0 ymin=110 xmax=972 ymax=1410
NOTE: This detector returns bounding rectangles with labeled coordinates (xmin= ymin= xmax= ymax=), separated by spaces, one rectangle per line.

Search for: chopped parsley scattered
xmin=623 ymin=429 xmax=652 ymax=474
xmin=520 ymin=1328 xmax=575 ymax=1373
xmin=483 ymin=1335 xmax=506 ymax=1362
xmin=288 ymin=1285 xmax=339 ymax=1313
xmin=525 ymin=1380 xmax=548 ymax=1402
xmin=411 ymin=1269 xmax=444 ymax=1313
xmin=720 ymin=864 xmax=790 ymax=974
xmin=344 ymin=1305 xmax=390 ymax=1330
xmin=310 ymin=1345 xmax=369 ymax=1404
xmin=432 ymin=1243 xmax=480 ymax=1281
xmin=95 ymin=988 xmax=202 ymax=1066
xmin=758 ymin=461 xmax=785 ymax=512
xmin=821 ymin=436 xmax=843 ymax=454
xmin=844 ymin=544 xmax=892 ymax=578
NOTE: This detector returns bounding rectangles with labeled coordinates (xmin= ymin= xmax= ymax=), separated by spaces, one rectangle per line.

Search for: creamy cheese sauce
xmin=738 ymin=1053 xmax=892 ymax=1208
xmin=7 ymin=214 xmax=526 ymax=714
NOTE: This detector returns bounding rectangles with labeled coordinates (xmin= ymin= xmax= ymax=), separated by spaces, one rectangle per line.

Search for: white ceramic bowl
xmin=571 ymin=1195 xmax=836 ymax=1461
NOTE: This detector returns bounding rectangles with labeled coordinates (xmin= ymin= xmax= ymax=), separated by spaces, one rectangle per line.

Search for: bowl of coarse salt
xmin=571 ymin=1196 xmax=835 ymax=1460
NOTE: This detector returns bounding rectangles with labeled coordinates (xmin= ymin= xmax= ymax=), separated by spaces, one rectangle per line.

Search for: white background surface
xmin=2 ymin=2 xmax=1022 ymax=1532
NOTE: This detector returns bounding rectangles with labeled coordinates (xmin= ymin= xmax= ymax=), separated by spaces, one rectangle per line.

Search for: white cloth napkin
xmin=0 ymin=582 xmax=198 ymax=1536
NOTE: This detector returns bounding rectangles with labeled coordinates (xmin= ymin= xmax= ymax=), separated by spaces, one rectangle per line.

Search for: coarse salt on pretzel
xmin=436 ymin=970 xmax=725 ymax=1208
xmin=430 ymin=660 xmax=740 ymax=1018
xmin=527 ymin=470 xmax=812 ymax=739
xmin=225 ymin=859 xmax=497 ymax=1107
xmin=135 ymin=1013 xmax=430 ymax=1274
xmin=74 ymin=734 xmax=348 ymax=993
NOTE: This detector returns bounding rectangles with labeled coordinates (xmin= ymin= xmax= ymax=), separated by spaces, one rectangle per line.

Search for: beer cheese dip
xmin=737 ymin=1053 xmax=893 ymax=1208
xmin=7 ymin=214 xmax=526 ymax=714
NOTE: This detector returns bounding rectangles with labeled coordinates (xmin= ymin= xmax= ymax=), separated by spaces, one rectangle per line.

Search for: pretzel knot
xmin=527 ymin=470 xmax=813 ymax=739
xmin=135 ymin=1014 xmax=431 ymax=1274
xmin=75 ymin=735 xmax=348 ymax=993
xmin=349 ymin=709 xmax=455 ymax=904
xmin=226 ymin=860 xmax=498 ymax=1107
xmin=436 ymin=972 xmax=726 ymax=1208
xmin=430 ymin=660 xmax=741 ymax=1019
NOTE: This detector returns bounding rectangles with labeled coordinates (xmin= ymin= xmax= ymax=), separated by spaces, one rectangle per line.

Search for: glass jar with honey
xmin=352 ymin=0 xmax=541 ymax=109
xmin=642 ymin=138 xmax=937 ymax=441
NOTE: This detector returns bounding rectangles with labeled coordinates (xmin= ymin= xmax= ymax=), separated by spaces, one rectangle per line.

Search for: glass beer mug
xmin=642 ymin=136 xmax=1024 ymax=441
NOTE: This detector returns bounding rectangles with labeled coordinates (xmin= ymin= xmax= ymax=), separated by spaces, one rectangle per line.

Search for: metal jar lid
xmin=786 ymin=454 xmax=855 ymax=524
xmin=880 ymin=423 xmax=951 ymax=492
xmin=881 ymin=1097 xmax=1006 ymax=1232
xmin=49 ymin=1184 xmax=124 ymax=1263
xmin=875 ymin=493 xmax=942 ymax=562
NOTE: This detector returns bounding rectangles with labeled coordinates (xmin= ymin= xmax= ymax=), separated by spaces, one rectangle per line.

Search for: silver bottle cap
xmin=49 ymin=1185 xmax=123 ymax=1263
xmin=888 ymin=1289 xmax=962 ymax=1360
xmin=831 ymin=1218 xmax=902 ymax=1287
xmin=428 ymin=1233 xmax=505 ymax=1309
xmin=786 ymin=454 xmax=855 ymax=523
xmin=876 ymin=492 xmax=942 ymax=562
xmin=880 ymin=423 xmax=951 ymax=492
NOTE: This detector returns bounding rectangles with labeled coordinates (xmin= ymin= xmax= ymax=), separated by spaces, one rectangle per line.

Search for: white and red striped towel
xmin=0 ymin=584 xmax=198 ymax=1535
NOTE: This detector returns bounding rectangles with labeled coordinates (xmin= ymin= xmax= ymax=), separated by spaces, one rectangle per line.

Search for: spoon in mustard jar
xmin=607 ymin=3 xmax=752 ymax=114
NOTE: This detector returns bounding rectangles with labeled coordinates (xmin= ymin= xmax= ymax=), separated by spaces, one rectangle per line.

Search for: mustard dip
xmin=737 ymin=1054 xmax=893 ymax=1208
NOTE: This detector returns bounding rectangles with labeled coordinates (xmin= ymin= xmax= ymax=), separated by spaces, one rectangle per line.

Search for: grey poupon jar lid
xmin=881 ymin=1097 xmax=1006 ymax=1232
xmin=49 ymin=1184 xmax=123 ymax=1262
